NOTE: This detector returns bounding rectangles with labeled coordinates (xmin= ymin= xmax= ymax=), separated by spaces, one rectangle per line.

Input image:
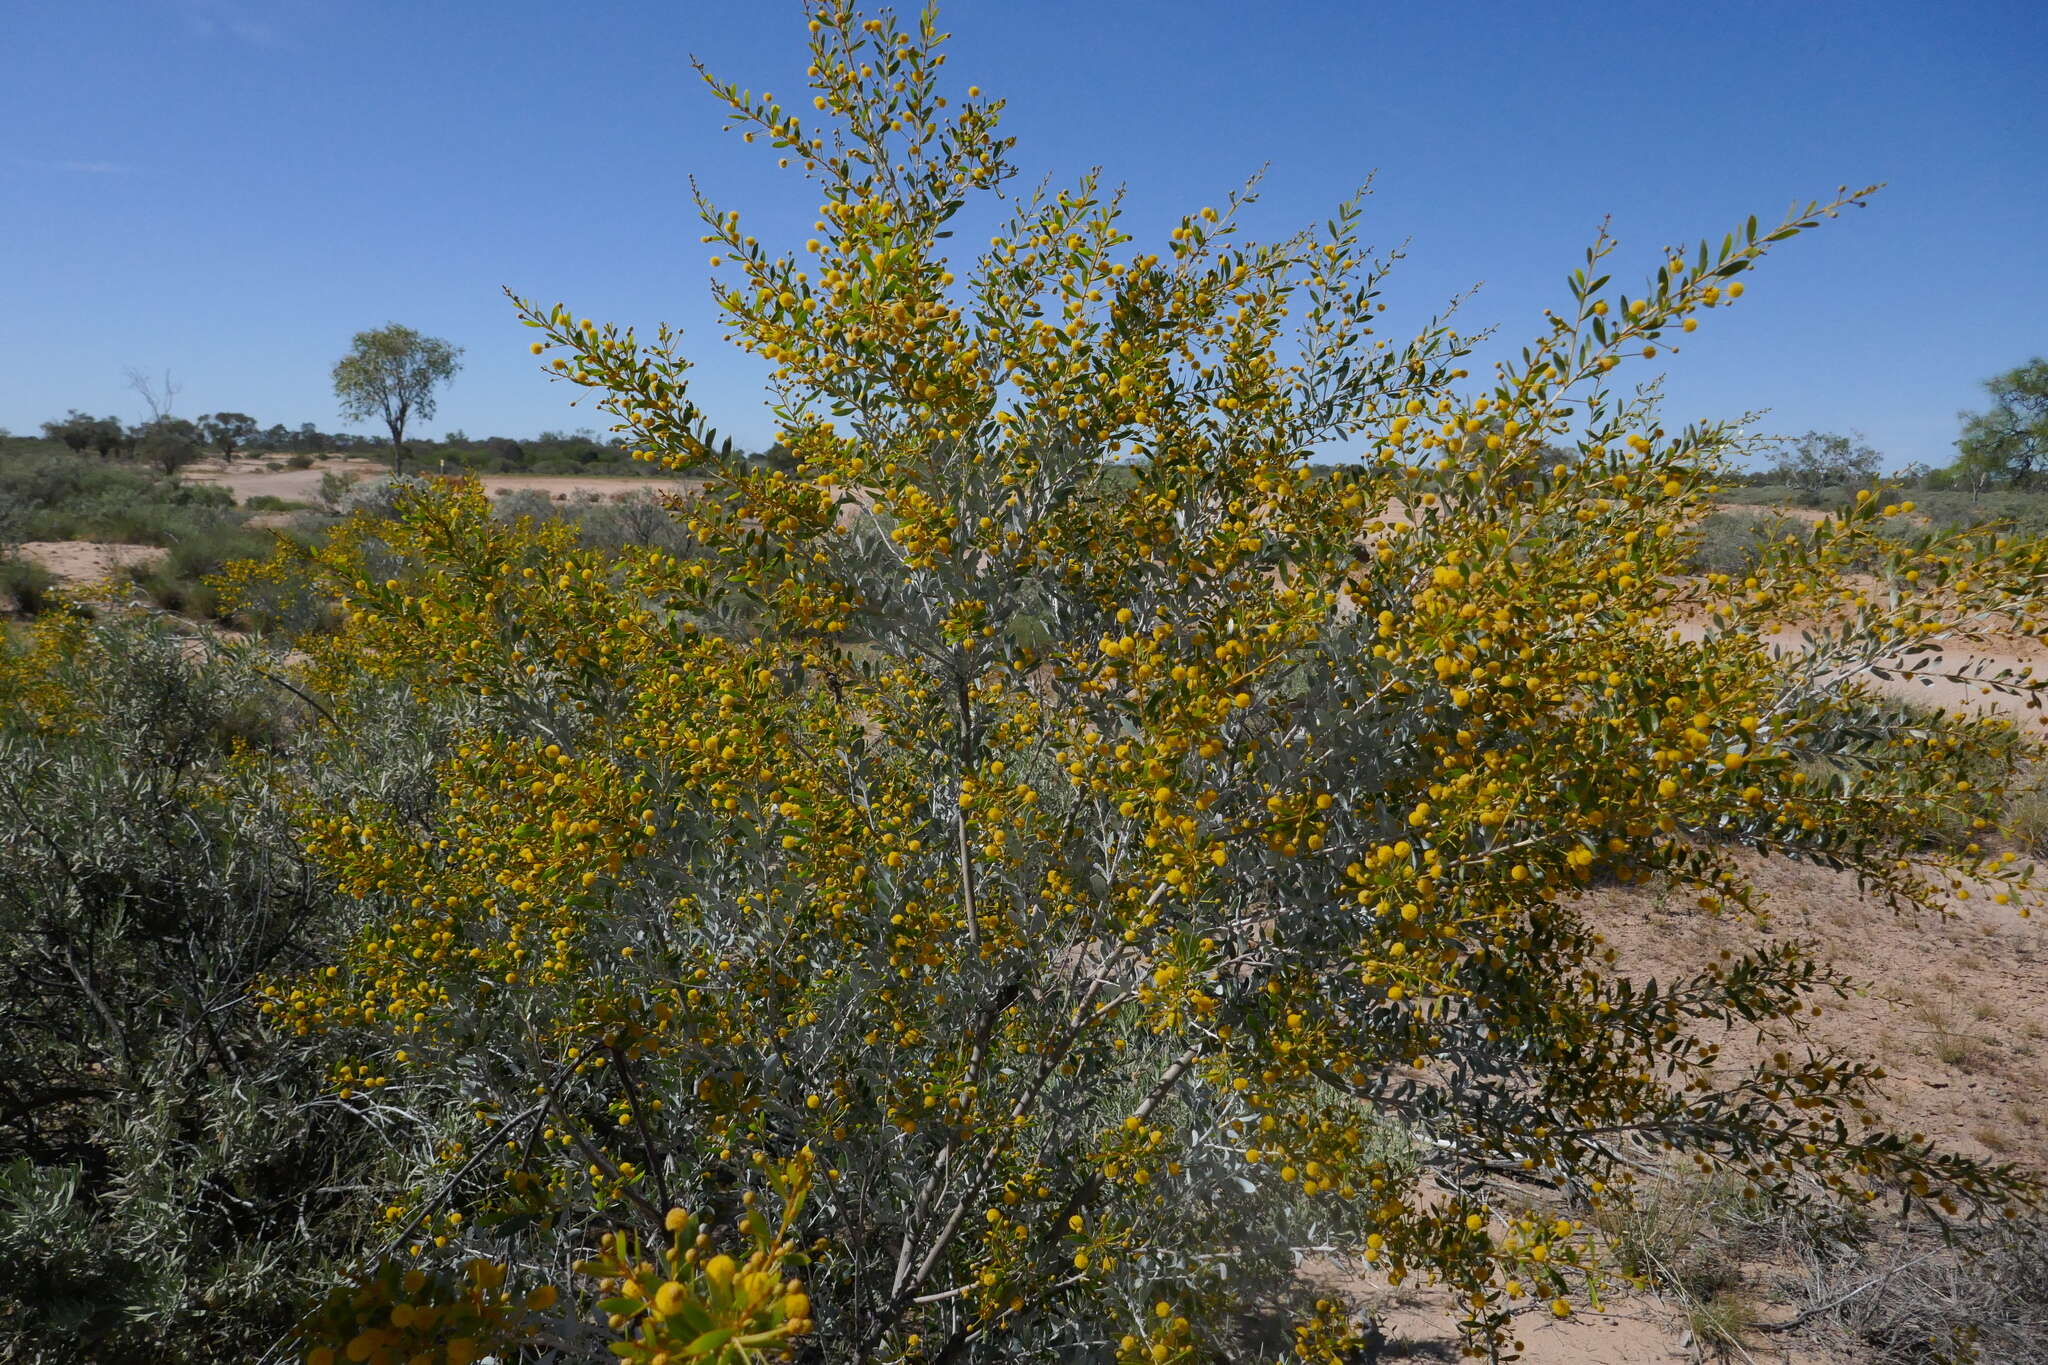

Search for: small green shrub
xmin=0 ymin=557 xmax=58 ymax=616
xmin=1686 ymin=511 xmax=1806 ymax=576
xmin=286 ymin=453 xmax=316 ymax=470
xmin=490 ymin=488 xmax=562 ymax=524
xmin=126 ymin=569 xmax=220 ymax=620
xmin=113 ymin=526 xmax=272 ymax=623
xmin=165 ymin=525 xmax=271 ymax=581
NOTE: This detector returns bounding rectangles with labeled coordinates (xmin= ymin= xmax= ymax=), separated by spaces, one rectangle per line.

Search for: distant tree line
xmin=20 ymin=409 xmax=784 ymax=479
xmin=34 ymin=410 xmax=393 ymax=472
xmin=1721 ymin=358 xmax=2048 ymax=498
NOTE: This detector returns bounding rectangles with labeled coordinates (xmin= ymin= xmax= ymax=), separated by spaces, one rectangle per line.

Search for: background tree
xmin=39 ymin=410 xmax=96 ymax=457
xmin=1956 ymin=356 xmax=2048 ymax=489
xmin=331 ymin=324 xmax=463 ymax=474
xmin=1952 ymin=440 xmax=2004 ymax=504
xmin=197 ymin=411 xmax=259 ymax=461
xmin=134 ymin=417 xmax=202 ymax=476
xmin=1765 ymin=429 xmax=1882 ymax=491
xmin=123 ymin=366 xmax=180 ymax=423
xmin=86 ymin=415 xmax=125 ymax=461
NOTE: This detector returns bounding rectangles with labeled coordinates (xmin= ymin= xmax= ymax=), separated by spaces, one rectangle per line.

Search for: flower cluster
xmin=297 ymin=1260 xmax=548 ymax=1365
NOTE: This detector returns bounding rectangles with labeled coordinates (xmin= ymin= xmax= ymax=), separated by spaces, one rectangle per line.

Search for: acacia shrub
xmin=244 ymin=4 xmax=2048 ymax=1362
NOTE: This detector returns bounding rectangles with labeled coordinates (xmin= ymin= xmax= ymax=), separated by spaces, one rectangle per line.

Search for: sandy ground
xmin=15 ymin=540 xmax=165 ymax=586
xmin=180 ymin=455 xmax=701 ymax=505
xmin=178 ymin=455 xmax=386 ymax=503
xmin=1712 ymin=501 xmax=1833 ymax=525
xmin=1595 ymin=857 xmax=2048 ymax=1171
xmin=1373 ymin=1296 xmax=1708 ymax=1364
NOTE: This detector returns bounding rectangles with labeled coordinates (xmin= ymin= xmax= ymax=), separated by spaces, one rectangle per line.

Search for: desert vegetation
xmin=4 ymin=5 xmax=2047 ymax=1365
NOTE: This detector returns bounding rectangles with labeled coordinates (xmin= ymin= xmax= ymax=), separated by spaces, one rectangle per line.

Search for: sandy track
xmin=15 ymin=540 xmax=165 ymax=586
xmin=1712 ymin=501 xmax=1833 ymax=524
xmin=180 ymin=455 xmax=703 ymax=505
xmin=180 ymin=456 xmax=387 ymax=503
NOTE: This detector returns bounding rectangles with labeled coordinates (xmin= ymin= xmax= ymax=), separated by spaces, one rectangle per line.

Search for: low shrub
xmin=576 ymin=490 xmax=694 ymax=553
xmin=0 ymin=556 xmax=59 ymax=616
xmin=490 ymin=487 xmax=562 ymax=524
xmin=1 ymin=452 xmax=162 ymax=539
xmin=0 ymin=616 xmax=368 ymax=1363
xmin=1686 ymin=510 xmax=1808 ymax=576
xmin=1 ymin=449 xmax=241 ymax=548
xmin=165 ymin=525 xmax=272 ymax=580
xmin=116 ymin=526 xmax=273 ymax=623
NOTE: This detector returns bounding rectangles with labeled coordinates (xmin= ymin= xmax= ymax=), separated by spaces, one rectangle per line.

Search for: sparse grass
xmin=1598 ymin=1164 xmax=2048 ymax=1363
xmin=1931 ymin=1032 xmax=1989 ymax=1071
xmin=2004 ymin=777 xmax=2048 ymax=858
xmin=1588 ymin=1149 xmax=2048 ymax=1363
xmin=1594 ymin=1173 xmax=1766 ymax=1306
xmin=1684 ymin=1291 xmax=1760 ymax=1355
xmin=1811 ymin=1220 xmax=2048 ymax=1364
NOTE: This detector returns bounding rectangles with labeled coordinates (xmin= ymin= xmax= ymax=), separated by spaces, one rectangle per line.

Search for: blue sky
xmin=4 ymin=0 xmax=2042 ymax=468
